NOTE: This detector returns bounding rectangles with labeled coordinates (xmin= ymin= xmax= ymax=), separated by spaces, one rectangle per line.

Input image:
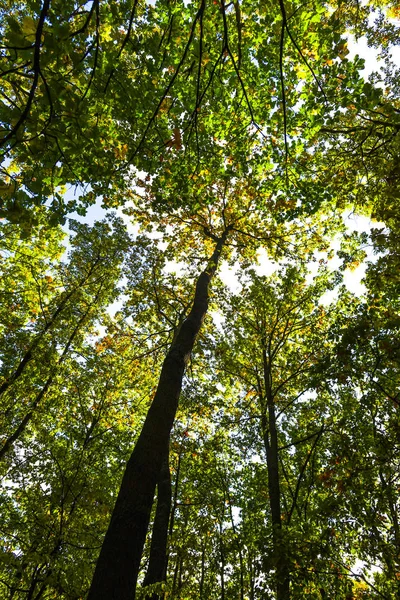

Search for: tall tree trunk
xmin=199 ymin=543 xmax=205 ymax=599
xmin=171 ymin=554 xmax=180 ymax=597
xmin=142 ymin=452 xmax=172 ymax=600
xmin=88 ymin=227 xmax=231 ymax=600
xmin=177 ymin=553 xmax=183 ymax=594
xmin=248 ymin=553 xmax=255 ymax=600
xmin=219 ymin=522 xmax=225 ymax=600
xmin=225 ymin=475 xmax=244 ymax=600
xmin=164 ymin=442 xmax=182 ymax=579
xmin=261 ymin=348 xmax=290 ymax=600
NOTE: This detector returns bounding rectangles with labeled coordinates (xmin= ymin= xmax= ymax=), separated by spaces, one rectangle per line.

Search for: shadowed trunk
xmin=219 ymin=521 xmax=225 ymax=600
xmin=88 ymin=227 xmax=231 ymax=600
xmin=199 ymin=543 xmax=205 ymax=599
xmin=262 ymin=347 xmax=290 ymax=600
xmin=142 ymin=452 xmax=172 ymax=600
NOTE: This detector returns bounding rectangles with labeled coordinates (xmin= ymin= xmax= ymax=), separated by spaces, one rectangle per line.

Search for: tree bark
xmin=261 ymin=348 xmax=290 ymax=600
xmin=248 ymin=553 xmax=255 ymax=600
xmin=142 ymin=452 xmax=172 ymax=600
xmin=225 ymin=476 xmax=244 ymax=600
xmin=87 ymin=227 xmax=230 ymax=600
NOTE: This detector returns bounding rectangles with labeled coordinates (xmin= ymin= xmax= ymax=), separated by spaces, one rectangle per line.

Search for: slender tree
xmin=88 ymin=223 xmax=231 ymax=599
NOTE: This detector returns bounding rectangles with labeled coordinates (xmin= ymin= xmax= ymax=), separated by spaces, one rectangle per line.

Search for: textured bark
xmin=142 ymin=452 xmax=172 ymax=600
xmin=262 ymin=348 xmax=290 ymax=600
xmin=88 ymin=228 xmax=230 ymax=600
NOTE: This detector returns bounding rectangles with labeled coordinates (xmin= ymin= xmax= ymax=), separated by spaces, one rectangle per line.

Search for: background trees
xmin=1 ymin=0 xmax=400 ymax=598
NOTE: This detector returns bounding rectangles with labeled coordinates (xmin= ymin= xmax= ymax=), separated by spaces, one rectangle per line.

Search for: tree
xmin=213 ymin=263 xmax=344 ymax=597
xmin=87 ymin=201 xmax=234 ymax=598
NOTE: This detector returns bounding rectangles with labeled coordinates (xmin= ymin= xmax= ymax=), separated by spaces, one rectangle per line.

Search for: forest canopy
xmin=1 ymin=0 xmax=400 ymax=598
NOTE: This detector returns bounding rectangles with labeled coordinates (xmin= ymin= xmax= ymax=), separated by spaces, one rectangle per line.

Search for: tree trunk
xmin=171 ymin=554 xmax=180 ymax=597
xmin=262 ymin=348 xmax=290 ymax=600
xmin=219 ymin=524 xmax=225 ymax=600
xmin=199 ymin=543 xmax=205 ymax=599
xmin=163 ymin=442 xmax=182 ymax=579
xmin=248 ymin=553 xmax=255 ymax=600
xmin=87 ymin=227 xmax=230 ymax=600
xmin=142 ymin=452 xmax=172 ymax=600
xmin=225 ymin=476 xmax=244 ymax=600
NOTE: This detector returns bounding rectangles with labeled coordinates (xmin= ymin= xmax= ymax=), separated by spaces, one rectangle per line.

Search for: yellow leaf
xmin=101 ymin=24 xmax=113 ymax=42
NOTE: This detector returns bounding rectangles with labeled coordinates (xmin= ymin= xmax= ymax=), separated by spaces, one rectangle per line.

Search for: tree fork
xmin=88 ymin=226 xmax=231 ymax=600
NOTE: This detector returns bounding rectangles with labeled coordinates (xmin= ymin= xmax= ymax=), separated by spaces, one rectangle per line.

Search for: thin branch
xmin=278 ymin=426 xmax=325 ymax=451
xmin=221 ymin=0 xmax=256 ymax=129
xmin=104 ymin=0 xmax=139 ymax=92
xmin=279 ymin=0 xmax=327 ymax=103
xmin=287 ymin=424 xmax=324 ymax=523
xmin=233 ymin=0 xmax=242 ymax=70
xmin=0 ymin=62 xmax=30 ymax=79
xmin=278 ymin=16 xmax=289 ymax=169
xmin=80 ymin=0 xmax=100 ymax=102
xmin=69 ymin=0 xmax=98 ymax=38
xmin=125 ymin=0 xmax=206 ymax=166
xmin=0 ymin=0 xmax=51 ymax=148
